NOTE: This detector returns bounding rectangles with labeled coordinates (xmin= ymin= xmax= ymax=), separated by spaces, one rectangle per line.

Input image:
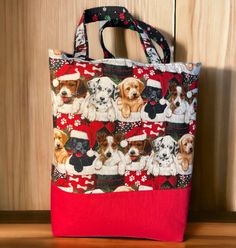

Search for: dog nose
xmin=133 ymin=93 xmax=137 ymax=97
xmin=130 ymin=150 xmax=135 ymax=155
xmin=163 ymin=153 xmax=167 ymax=157
xmin=100 ymin=97 xmax=105 ymax=101
xmin=176 ymin=101 xmax=180 ymax=107
xmin=56 ymin=144 xmax=60 ymax=148
xmin=106 ymin=152 xmax=112 ymax=157
xmin=189 ymin=147 xmax=193 ymax=152
xmin=61 ymin=91 xmax=67 ymax=96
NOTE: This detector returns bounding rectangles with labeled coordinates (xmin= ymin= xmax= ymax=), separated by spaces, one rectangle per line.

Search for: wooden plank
xmin=0 ymin=0 xmax=173 ymax=210
xmin=175 ymin=0 xmax=236 ymax=211
xmin=0 ymin=223 xmax=236 ymax=241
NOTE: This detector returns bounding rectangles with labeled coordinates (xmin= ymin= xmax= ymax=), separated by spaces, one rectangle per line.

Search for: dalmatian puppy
xmin=81 ymin=77 xmax=119 ymax=122
xmin=147 ymin=135 xmax=179 ymax=176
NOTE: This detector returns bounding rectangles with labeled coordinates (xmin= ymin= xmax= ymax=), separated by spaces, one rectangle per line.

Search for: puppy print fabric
xmin=49 ymin=50 xmax=200 ymax=194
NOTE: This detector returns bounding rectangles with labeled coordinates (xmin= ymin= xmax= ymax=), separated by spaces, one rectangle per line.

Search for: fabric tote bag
xmin=49 ymin=6 xmax=201 ymax=241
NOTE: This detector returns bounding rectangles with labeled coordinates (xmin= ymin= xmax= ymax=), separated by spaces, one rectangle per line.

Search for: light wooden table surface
xmin=0 ymin=223 xmax=236 ymax=248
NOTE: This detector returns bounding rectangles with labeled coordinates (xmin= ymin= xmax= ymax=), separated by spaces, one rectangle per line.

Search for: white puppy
xmin=147 ymin=135 xmax=179 ymax=176
xmin=81 ymin=77 xmax=119 ymax=121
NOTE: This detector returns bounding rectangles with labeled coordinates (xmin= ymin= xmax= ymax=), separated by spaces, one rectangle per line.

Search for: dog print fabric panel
xmin=49 ymin=50 xmax=199 ymax=194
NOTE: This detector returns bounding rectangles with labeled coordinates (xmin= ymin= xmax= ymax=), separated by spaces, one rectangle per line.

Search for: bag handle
xmin=99 ymin=19 xmax=171 ymax=64
xmin=74 ymin=6 xmax=161 ymax=63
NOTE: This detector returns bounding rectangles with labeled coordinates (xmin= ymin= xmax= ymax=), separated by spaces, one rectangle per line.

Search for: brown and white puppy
xmin=124 ymin=140 xmax=152 ymax=171
xmin=117 ymin=77 xmax=145 ymax=118
xmin=55 ymin=79 xmax=87 ymax=104
xmin=52 ymin=79 xmax=87 ymax=115
xmin=165 ymin=83 xmax=189 ymax=123
xmin=54 ymin=128 xmax=69 ymax=164
xmin=94 ymin=133 xmax=126 ymax=174
xmin=177 ymin=134 xmax=194 ymax=172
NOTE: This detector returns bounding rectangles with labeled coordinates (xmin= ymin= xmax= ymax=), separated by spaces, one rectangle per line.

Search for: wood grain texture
xmin=175 ymin=0 xmax=236 ymax=211
xmin=0 ymin=223 xmax=236 ymax=247
xmin=0 ymin=0 xmax=173 ymax=210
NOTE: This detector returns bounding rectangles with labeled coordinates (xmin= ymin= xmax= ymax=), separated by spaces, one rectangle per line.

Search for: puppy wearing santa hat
xmin=51 ymin=64 xmax=87 ymax=115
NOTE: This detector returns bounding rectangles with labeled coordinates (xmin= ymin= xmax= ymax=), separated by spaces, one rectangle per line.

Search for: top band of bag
xmin=74 ymin=6 xmax=163 ymax=64
xmin=99 ymin=19 xmax=171 ymax=64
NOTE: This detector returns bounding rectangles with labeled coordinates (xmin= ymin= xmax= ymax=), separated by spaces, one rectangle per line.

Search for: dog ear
xmin=141 ymin=86 xmax=150 ymax=98
xmin=54 ymin=81 xmax=61 ymax=94
xmin=112 ymin=84 xmax=119 ymax=100
xmin=114 ymin=133 xmax=124 ymax=144
xmin=152 ymin=137 xmax=163 ymax=152
xmin=60 ymin=130 xmax=69 ymax=145
xmin=96 ymin=132 xmax=107 ymax=144
xmin=144 ymin=139 xmax=152 ymax=155
xmin=88 ymin=78 xmax=99 ymax=94
xmin=118 ymin=82 xmax=124 ymax=98
xmin=76 ymin=79 xmax=87 ymax=98
xmin=178 ymin=137 xmax=184 ymax=154
xmin=173 ymin=140 xmax=179 ymax=156
xmin=138 ymin=80 xmax=145 ymax=93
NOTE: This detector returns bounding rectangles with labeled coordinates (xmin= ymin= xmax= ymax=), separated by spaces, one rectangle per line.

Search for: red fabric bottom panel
xmin=51 ymin=183 xmax=191 ymax=241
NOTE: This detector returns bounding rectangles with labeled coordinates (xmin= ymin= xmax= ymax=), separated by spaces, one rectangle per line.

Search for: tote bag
xmin=49 ymin=6 xmax=201 ymax=241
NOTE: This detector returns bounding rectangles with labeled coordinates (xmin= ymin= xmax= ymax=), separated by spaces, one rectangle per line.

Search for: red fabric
xmin=124 ymin=170 xmax=152 ymax=188
xmin=51 ymin=183 xmax=190 ymax=241
xmin=56 ymin=113 xmax=85 ymax=131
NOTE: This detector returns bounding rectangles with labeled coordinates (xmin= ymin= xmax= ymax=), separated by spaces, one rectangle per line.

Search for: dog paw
xmin=87 ymin=111 xmax=96 ymax=121
xmin=165 ymin=108 xmax=172 ymax=117
xmin=171 ymin=168 xmax=177 ymax=176
xmin=95 ymin=160 xmax=103 ymax=170
xmin=153 ymin=167 xmax=159 ymax=176
xmin=108 ymin=111 xmax=116 ymax=122
xmin=182 ymin=163 xmax=189 ymax=172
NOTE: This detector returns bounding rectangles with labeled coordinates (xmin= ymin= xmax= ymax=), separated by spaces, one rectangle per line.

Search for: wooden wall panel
xmin=175 ymin=0 xmax=236 ymax=211
xmin=0 ymin=0 xmax=174 ymax=210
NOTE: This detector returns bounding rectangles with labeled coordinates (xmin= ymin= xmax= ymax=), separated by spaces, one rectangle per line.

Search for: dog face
xmin=178 ymin=134 xmax=194 ymax=154
xmin=55 ymin=80 xmax=87 ymax=101
xmin=125 ymin=140 xmax=152 ymax=162
xmin=97 ymin=133 xmax=123 ymax=159
xmin=67 ymin=138 xmax=90 ymax=155
xmin=169 ymin=84 xmax=187 ymax=108
xmin=152 ymin=135 xmax=179 ymax=161
xmin=119 ymin=77 xmax=144 ymax=100
xmin=54 ymin=128 xmax=68 ymax=150
xmin=142 ymin=86 xmax=162 ymax=102
xmin=88 ymin=77 xmax=118 ymax=104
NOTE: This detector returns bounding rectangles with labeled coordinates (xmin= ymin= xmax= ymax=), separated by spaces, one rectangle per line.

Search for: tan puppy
xmin=54 ymin=128 xmax=69 ymax=164
xmin=177 ymin=134 xmax=194 ymax=171
xmin=117 ymin=77 xmax=144 ymax=118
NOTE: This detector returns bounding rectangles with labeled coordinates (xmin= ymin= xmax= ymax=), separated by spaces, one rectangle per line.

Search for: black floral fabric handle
xmin=99 ymin=19 xmax=171 ymax=64
xmin=74 ymin=6 xmax=161 ymax=63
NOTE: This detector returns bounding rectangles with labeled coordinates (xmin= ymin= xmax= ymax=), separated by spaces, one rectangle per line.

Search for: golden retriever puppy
xmin=177 ymin=134 xmax=194 ymax=171
xmin=54 ymin=128 xmax=69 ymax=164
xmin=117 ymin=77 xmax=145 ymax=118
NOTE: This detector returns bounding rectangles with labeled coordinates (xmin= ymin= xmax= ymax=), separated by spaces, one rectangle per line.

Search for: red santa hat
xmin=52 ymin=64 xmax=80 ymax=87
xmin=70 ymin=125 xmax=96 ymax=157
xmin=187 ymin=81 xmax=198 ymax=98
xmin=120 ymin=127 xmax=147 ymax=148
xmin=146 ymin=77 xmax=167 ymax=105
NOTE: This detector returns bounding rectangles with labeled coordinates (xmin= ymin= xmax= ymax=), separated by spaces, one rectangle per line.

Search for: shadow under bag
xmin=49 ymin=6 xmax=201 ymax=241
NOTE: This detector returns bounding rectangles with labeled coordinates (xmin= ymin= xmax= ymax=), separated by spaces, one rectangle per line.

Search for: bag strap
xmin=74 ymin=6 xmax=161 ymax=63
xmin=99 ymin=19 xmax=171 ymax=64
